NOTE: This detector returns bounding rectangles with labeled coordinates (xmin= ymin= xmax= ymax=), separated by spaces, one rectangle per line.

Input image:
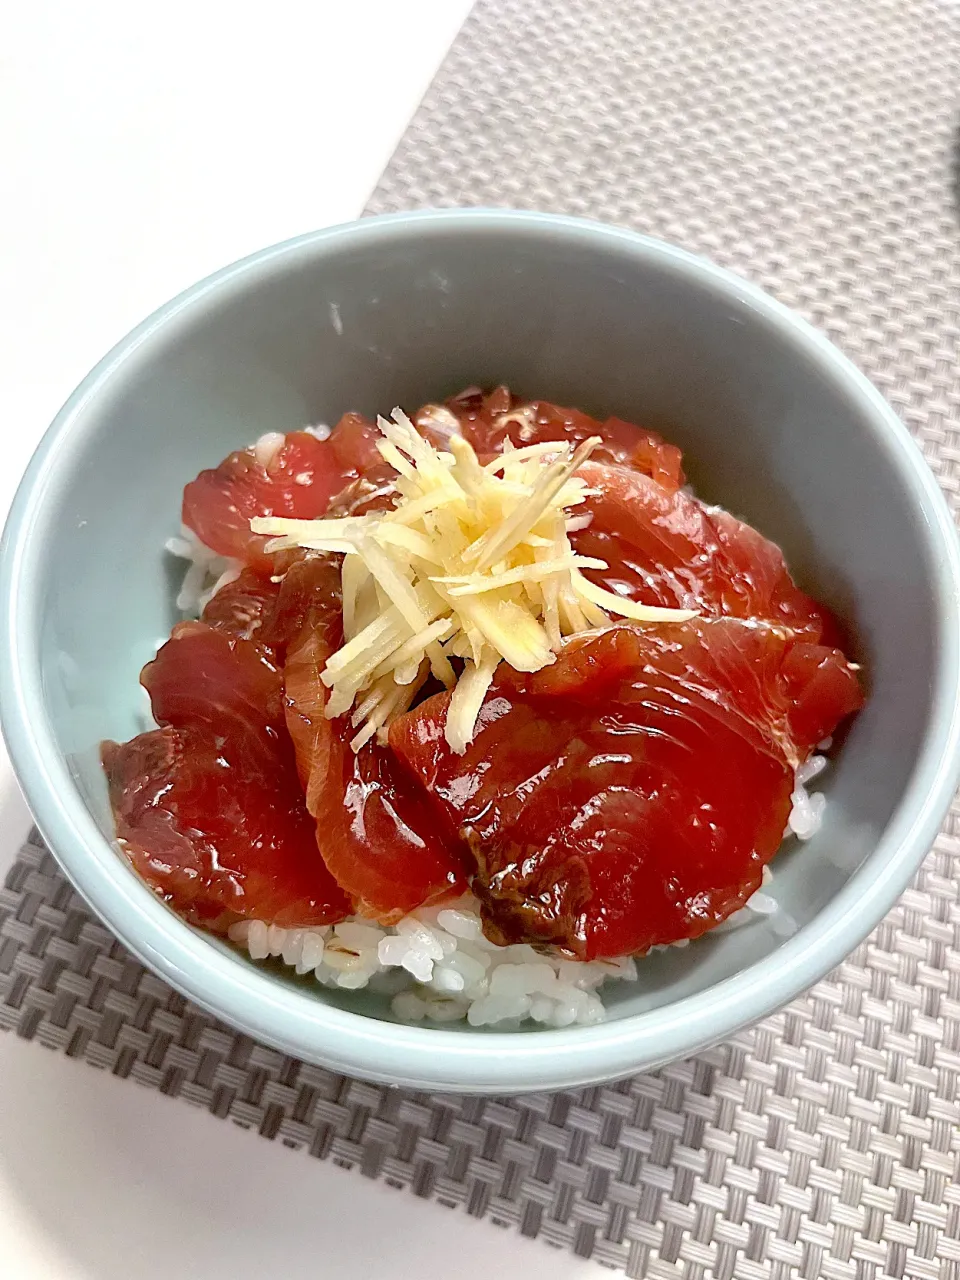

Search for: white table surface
xmin=0 ymin=4 xmax=603 ymax=1275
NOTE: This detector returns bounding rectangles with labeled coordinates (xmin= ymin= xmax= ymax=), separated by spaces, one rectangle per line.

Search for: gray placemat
xmin=4 ymin=2 xmax=960 ymax=1276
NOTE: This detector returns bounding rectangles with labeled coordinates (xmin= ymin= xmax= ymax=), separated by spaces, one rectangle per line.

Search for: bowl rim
xmin=3 ymin=207 xmax=959 ymax=1093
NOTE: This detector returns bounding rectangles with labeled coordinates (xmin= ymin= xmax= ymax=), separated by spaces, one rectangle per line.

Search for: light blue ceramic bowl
xmin=2 ymin=210 xmax=959 ymax=1093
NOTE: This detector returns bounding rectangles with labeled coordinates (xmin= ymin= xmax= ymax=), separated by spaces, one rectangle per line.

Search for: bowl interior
xmin=10 ymin=216 xmax=951 ymax=1031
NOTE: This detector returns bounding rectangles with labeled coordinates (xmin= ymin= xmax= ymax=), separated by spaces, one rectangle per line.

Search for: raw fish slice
xmin=199 ymin=567 xmax=281 ymax=640
xmin=573 ymin=461 xmax=840 ymax=643
xmin=390 ymin=619 xmax=862 ymax=959
xmin=103 ymin=727 xmax=348 ymax=933
xmin=103 ymin=616 xmax=350 ymax=932
xmin=275 ymin=556 xmax=468 ymax=920
xmin=182 ymin=414 xmax=382 ymax=569
xmin=422 ymin=387 xmax=685 ymax=489
xmin=143 ymin=621 xmax=285 ymax=765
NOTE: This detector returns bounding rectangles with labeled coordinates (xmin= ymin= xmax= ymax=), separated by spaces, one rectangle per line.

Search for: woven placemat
xmin=4 ymin=1 xmax=960 ymax=1275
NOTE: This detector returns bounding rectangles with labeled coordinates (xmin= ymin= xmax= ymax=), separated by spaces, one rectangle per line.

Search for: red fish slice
xmin=390 ymin=619 xmax=862 ymax=960
xmin=425 ymin=387 xmax=685 ymax=490
xmin=103 ymin=618 xmax=350 ymax=932
xmin=275 ymin=556 xmax=467 ymax=921
xmin=182 ymin=413 xmax=382 ymax=570
xmin=572 ymin=461 xmax=841 ymax=644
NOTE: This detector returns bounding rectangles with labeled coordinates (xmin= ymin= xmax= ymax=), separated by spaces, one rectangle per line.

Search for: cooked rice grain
xmin=228 ymin=897 xmax=631 ymax=1028
xmin=165 ymin=524 xmax=241 ymax=617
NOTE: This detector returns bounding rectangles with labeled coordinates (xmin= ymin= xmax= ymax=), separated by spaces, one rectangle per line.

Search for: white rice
xmin=786 ymin=752 xmax=829 ymax=839
xmin=228 ymin=898 xmax=629 ymax=1028
xmin=252 ymin=431 xmax=286 ymax=467
xmin=167 ymin=434 xmax=830 ymax=1028
xmin=165 ymin=524 xmax=242 ymax=616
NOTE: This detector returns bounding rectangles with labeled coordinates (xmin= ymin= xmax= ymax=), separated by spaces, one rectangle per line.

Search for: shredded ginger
xmin=252 ymin=409 xmax=695 ymax=754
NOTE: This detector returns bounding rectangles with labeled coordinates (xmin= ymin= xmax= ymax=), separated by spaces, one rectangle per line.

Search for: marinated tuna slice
xmin=326 ymin=410 xmax=385 ymax=475
xmin=275 ymin=556 xmax=468 ymax=920
xmin=103 ymin=726 xmax=349 ymax=932
xmin=418 ymin=387 xmax=685 ymax=490
xmin=143 ymin=621 xmax=287 ymax=761
xmin=390 ymin=619 xmax=862 ymax=959
xmin=182 ymin=414 xmax=382 ymax=569
xmin=572 ymin=461 xmax=841 ymax=644
xmin=290 ymin=690 xmax=468 ymax=921
xmin=324 ymin=461 xmax=398 ymax=519
xmin=199 ymin=567 xmax=281 ymax=640
xmin=103 ymin=620 xmax=350 ymax=931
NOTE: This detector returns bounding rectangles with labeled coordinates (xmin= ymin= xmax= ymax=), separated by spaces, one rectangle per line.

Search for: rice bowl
xmin=2 ymin=210 xmax=957 ymax=1092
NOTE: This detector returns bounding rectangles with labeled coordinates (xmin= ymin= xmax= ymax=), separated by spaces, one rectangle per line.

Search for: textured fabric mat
xmin=4 ymin=1 xmax=960 ymax=1276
